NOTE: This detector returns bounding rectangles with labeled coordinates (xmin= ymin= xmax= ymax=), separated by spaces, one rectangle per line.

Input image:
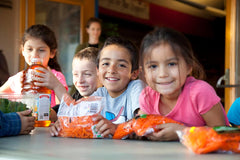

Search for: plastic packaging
xmin=177 ymin=126 xmax=240 ymax=154
xmin=0 ymin=93 xmax=37 ymax=113
xmin=22 ymin=58 xmax=51 ymax=127
xmin=57 ymin=94 xmax=105 ymax=139
xmin=113 ymin=114 xmax=183 ymax=139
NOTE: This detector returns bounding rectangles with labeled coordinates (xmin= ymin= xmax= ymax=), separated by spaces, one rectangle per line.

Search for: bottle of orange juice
xmin=22 ymin=58 xmax=51 ymax=127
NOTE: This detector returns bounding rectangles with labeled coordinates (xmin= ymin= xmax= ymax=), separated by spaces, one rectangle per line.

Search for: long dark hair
xmin=139 ymin=27 xmax=205 ymax=80
xmin=22 ymin=24 xmax=61 ymax=71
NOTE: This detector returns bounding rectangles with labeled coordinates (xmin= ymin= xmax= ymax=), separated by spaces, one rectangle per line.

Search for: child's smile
xmin=105 ymin=77 xmax=119 ymax=81
xmin=98 ymin=44 xmax=134 ymax=98
xmin=155 ymin=80 xmax=175 ymax=89
xmin=144 ymin=43 xmax=192 ymax=99
xmin=72 ymin=58 xmax=98 ymax=97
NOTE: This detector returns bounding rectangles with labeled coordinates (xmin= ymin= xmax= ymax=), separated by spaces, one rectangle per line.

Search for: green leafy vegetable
xmin=0 ymin=98 xmax=27 ymax=113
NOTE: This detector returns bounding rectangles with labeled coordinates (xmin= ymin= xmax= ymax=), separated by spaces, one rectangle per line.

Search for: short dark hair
xmin=97 ymin=36 xmax=139 ymax=72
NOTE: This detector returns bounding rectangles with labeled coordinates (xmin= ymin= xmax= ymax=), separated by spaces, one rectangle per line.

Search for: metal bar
xmin=175 ymin=0 xmax=226 ymax=17
xmin=216 ymin=84 xmax=240 ymax=88
xmin=175 ymin=0 xmax=205 ymax=9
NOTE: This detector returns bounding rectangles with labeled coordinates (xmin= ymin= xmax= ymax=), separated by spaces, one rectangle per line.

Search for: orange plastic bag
xmin=177 ymin=126 xmax=240 ymax=154
xmin=113 ymin=114 xmax=183 ymax=139
xmin=58 ymin=115 xmax=101 ymax=138
xmin=57 ymin=95 xmax=105 ymax=139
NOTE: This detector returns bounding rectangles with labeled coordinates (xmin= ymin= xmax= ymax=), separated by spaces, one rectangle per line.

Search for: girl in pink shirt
xmin=138 ymin=27 xmax=229 ymax=141
xmin=0 ymin=24 xmax=68 ymax=107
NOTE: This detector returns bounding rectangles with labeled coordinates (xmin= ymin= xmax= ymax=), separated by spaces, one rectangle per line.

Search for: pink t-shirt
xmin=140 ymin=76 xmax=229 ymax=126
xmin=8 ymin=69 xmax=68 ymax=107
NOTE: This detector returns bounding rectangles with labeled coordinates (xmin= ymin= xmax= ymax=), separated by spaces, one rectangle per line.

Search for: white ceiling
xmin=144 ymin=0 xmax=225 ymax=20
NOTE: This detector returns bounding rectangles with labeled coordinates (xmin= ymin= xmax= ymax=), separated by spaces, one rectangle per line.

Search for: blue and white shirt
xmin=91 ymin=79 xmax=146 ymax=124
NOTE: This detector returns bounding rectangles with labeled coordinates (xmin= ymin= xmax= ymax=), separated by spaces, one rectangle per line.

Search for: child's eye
xmin=149 ymin=65 xmax=157 ymax=69
xmin=84 ymin=73 xmax=91 ymax=76
xmin=119 ymin=64 xmax=126 ymax=68
xmin=39 ymin=49 xmax=46 ymax=52
xmin=73 ymin=73 xmax=78 ymax=76
xmin=168 ymin=62 xmax=177 ymax=67
xmin=26 ymin=48 xmax=32 ymax=52
xmin=102 ymin=62 xmax=109 ymax=66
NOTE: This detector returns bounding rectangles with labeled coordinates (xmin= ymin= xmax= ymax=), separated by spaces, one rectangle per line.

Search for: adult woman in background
xmin=75 ymin=17 xmax=103 ymax=53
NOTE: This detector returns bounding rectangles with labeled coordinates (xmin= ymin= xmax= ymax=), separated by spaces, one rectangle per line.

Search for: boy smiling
xmin=92 ymin=36 xmax=146 ymax=137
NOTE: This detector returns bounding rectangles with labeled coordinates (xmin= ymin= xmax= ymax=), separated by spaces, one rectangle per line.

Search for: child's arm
xmin=137 ymin=109 xmax=146 ymax=116
xmin=93 ymin=114 xmax=118 ymax=138
xmin=136 ymin=110 xmax=187 ymax=141
xmin=17 ymin=109 xmax=35 ymax=135
xmin=145 ymin=123 xmax=186 ymax=141
xmin=145 ymin=103 xmax=227 ymax=141
xmin=0 ymin=81 xmax=13 ymax=93
xmin=0 ymin=71 xmax=24 ymax=93
xmin=0 ymin=110 xmax=33 ymax=137
xmin=201 ymin=102 xmax=227 ymax=127
xmin=31 ymin=67 xmax=68 ymax=101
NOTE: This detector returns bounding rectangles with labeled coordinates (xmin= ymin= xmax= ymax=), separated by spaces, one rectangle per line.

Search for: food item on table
xmin=22 ymin=58 xmax=51 ymax=127
xmin=0 ymin=98 xmax=27 ymax=113
xmin=177 ymin=126 xmax=240 ymax=154
xmin=113 ymin=114 xmax=183 ymax=139
xmin=58 ymin=115 xmax=101 ymax=138
xmin=57 ymin=94 xmax=105 ymax=139
xmin=113 ymin=119 xmax=134 ymax=139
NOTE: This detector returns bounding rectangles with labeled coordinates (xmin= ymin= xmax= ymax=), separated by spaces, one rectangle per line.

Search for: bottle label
xmin=37 ymin=94 xmax=51 ymax=121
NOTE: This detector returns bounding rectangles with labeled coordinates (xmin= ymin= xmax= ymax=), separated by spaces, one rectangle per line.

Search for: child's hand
xmin=17 ymin=109 xmax=35 ymax=135
xmin=145 ymin=123 xmax=186 ymax=141
xmin=93 ymin=115 xmax=117 ymax=138
xmin=31 ymin=67 xmax=60 ymax=90
xmin=31 ymin=67 xmax=67 ymax=100
xmin=49 ymin=120 xmax=61 ymax=137
xmin=19 ymin=70 xmax=24 ymax=84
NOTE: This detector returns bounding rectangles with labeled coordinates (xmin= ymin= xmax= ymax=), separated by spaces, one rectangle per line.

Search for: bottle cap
xmin=30 ymin=58 xmax=43 ymax=65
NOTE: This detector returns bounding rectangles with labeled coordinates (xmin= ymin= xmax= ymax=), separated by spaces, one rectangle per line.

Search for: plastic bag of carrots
xmin=177 ymin=126 xmax=240 ymax=154
xmin=57 ymin=94 xmax=106 ymax=139
xmin=113 ymin=114 xmax=183 ymax=139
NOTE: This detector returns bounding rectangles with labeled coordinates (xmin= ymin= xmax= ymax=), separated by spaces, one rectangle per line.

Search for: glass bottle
xmin=22 ymin=58 xmax=51 ymax=127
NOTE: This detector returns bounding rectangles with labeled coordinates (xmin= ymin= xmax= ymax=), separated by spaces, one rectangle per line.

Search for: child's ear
xmin=21 ymin=45 xmax=24 ymax=56
xmin=187 ymin=66 xmax=193 ymax=76
xmin=131 ymin=69 xmax=139 ymax=80
xmin=86 ymin=28 xmax=90 ymax=34
xmin=50 ymin=49 xmax=56 ymax=58
xmin=96 ymin=67 xmax=100 ymax=76
xmin=139 ymin=66 xmax=143 ymax=73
